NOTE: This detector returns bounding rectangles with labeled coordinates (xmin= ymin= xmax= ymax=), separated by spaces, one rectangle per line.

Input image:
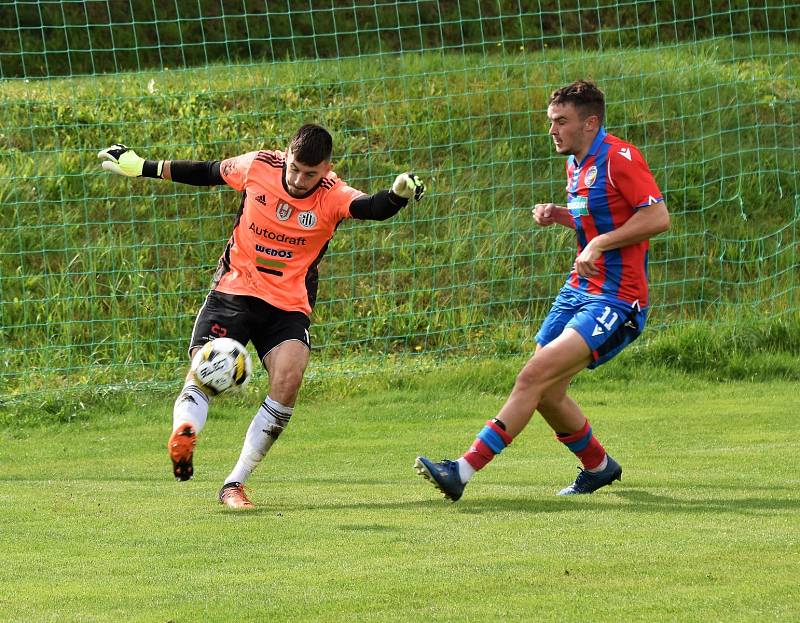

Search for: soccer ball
xmin=191 ymin=337 xmax=252 ymax=395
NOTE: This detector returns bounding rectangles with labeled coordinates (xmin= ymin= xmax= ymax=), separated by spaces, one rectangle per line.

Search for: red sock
xmin=556 ymin=419 xmax=606 ymax=470
xmin=463 ymin=419 xmax=513 ymax=470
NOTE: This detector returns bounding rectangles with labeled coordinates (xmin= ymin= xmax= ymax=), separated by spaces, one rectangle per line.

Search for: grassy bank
xmin=1 ymin=39 xmax=798 ymax=398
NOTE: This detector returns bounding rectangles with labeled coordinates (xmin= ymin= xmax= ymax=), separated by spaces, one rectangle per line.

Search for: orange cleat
xmin=218 ymin=482 xmax=254 ymax=509
xmin=168 ymin=423 xmax=197 ymax=481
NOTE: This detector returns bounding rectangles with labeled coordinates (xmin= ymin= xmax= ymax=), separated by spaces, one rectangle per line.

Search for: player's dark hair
xmin=549 ymin=80 xmax=605 ymax=124
xmin=289 ymin=124 xmax=333 ymax=166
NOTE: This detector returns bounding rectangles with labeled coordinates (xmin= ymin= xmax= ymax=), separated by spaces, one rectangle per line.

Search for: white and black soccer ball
xmin=191 ymin=337 xmax=252 ymax=395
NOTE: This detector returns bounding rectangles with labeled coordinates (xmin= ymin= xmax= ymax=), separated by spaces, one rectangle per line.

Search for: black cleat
xmin=414 ymin=456 xmax=466 ymax=502
xmin=558 ymin=455 xmax=622 ymax=495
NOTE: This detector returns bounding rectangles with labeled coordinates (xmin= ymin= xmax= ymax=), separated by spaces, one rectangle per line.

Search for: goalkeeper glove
xmin=97 ymin=144 xmax=163 ymax=178
xmin=391 ymin=172 xmax=426 ymax=201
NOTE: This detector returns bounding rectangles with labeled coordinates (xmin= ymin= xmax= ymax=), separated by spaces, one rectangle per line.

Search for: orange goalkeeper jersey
xmin=214 ymin=150 xmax=365 ymax=315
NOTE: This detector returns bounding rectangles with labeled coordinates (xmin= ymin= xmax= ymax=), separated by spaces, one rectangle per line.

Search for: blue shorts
xmin=535 ymin=287 xmax=647 ymax=369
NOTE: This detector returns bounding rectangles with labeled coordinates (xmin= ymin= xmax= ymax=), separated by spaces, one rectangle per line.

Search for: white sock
xmin=172 ymin=380 xmax=210 ymax=434
xmin=225 ymin=396 xmax=293 ymax=485
xmin=587 ymin=455 xmax=608 ymax=473
xmin=456 ymin=457 xmax=476 ymax=484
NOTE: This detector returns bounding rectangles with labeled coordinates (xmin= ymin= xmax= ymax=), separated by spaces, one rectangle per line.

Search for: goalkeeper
xmin=98 ymin=124 xmax=425 ymax=509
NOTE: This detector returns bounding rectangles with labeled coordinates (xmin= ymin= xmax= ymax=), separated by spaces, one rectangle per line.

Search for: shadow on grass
xmin=457 ymin=488 xmax=800 ymax=515
xmin=612 ymin=489 xmax=800 ymax=514
xmin=235 ymin=483 xmax=800 ymax=516
xmin=6 ymin=475 xmax=798 ymax=517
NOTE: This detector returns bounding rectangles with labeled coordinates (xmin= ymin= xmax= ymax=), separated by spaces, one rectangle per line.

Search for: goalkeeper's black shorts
xmin=189 ymin=290 xmax=311 ymax=362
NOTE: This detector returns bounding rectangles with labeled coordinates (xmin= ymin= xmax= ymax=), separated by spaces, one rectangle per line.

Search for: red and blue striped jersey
xmin=564 ymin=127 xmax=663 ymax=307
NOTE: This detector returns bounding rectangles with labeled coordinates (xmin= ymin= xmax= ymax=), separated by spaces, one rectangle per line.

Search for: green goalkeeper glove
xmin=391 ymin=172 xmax=426 ymax=201
xmin=98 ymin=144 xmax=162 ymax=178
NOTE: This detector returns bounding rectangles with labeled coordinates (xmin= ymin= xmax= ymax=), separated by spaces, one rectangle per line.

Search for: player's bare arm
xmin=532 ymin=203 xmax=575 ymax=229
xmin=575 ymin=201 xmax=670 ymax=277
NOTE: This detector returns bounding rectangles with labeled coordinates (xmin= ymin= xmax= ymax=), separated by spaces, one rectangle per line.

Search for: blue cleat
xmin=557 ymin=455 xmax=622 ymax=495
xmin=414 ymin=456 xmax=466 ymax=502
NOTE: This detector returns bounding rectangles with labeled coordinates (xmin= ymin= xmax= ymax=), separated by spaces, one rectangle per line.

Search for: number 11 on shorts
xmin=596 ymin=306 xmax=618 ymax=331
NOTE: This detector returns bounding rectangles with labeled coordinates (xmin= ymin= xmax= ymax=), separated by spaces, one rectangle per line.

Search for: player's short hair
xmin=289 ymin=124 xmax=333 ymax=166
xmin=549 ymin=80 xmax=605 ymax=124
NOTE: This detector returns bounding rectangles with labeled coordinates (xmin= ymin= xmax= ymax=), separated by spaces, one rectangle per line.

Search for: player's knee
xmin=269 ymin=368 xmax=304 ymax=397
xmin=513 ymin=365 xmax=543 ymax=394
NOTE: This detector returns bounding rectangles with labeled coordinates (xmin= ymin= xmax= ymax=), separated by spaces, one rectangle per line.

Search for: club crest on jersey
xmin=276 ymin=202 xmax=293 ymax=221
xmin=584 ymin=166 xmax=598 ymax=188
xmin=297 ymin=210 xmax=317 ymax=229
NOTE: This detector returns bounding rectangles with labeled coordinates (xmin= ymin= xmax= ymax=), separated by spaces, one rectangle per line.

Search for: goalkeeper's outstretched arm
xmin=349 ymin=173 xmax=426 ymax=221
xmin=98 ymin=144 xmax=224 ymax=186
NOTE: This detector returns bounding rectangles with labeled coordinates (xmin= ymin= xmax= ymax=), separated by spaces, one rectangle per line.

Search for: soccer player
xmin=98 ymin=124 xmax=425 ymax=509
xmin=415 ymin=80 xmax=669 ymax=500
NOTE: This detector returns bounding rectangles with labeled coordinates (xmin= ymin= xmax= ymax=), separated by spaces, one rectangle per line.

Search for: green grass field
xmin=2 ymin=364 xmax=798 ymax=622
xmin=3 ymin=9 xmax=799 ymax=621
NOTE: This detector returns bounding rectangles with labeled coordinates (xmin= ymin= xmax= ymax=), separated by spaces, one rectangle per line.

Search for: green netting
xmin=1 ymin=1 xmax=798 ymax=400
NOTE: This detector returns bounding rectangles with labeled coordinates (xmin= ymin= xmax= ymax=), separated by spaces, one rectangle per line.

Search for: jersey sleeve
xmin=219 ymin=151 xmax=259 ymax=192
xmin=327 ymin=181 xmax=367 ymax=221
xmin=608 ymin=146 xmax=663 ymax=209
